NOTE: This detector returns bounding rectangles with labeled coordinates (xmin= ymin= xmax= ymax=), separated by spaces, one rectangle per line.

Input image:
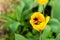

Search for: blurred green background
xmin=0 ymin=0 xmax=60 ymax=40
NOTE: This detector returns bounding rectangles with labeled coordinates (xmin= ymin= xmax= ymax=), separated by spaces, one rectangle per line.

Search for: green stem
xmin=43 ymin=5 xmax=44 ymax=15
xmin=40 ymin=31 xmax=42 ymax=40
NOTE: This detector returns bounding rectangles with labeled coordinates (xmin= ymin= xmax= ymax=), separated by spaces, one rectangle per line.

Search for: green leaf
xmin=15 ymin=34 xmax=28 ymax=40
xmin=28 ymin=33 xmax=39 ymax=40
xmin=23 ymin=0 xmax=37 ymax=14
xmin=26 ymin=32 xmax=33 ymax=37
xmin=15 ymin=0 xmax=25 ymax=21
xmin=0 ymin=14 xmax=15 ymax=23
xmin=46 ymin=38 xmax=55 ymax=40
xmin=48 ymin=18 xmax=60 ymax=33
xmin=42 ymin=25 xmax=51 ymax=40
xmin=9 ymin=22 xmax=20 ymax=32
xmin=56 ymin=33 xmax=60 ymax=40
xmin=49 ymin=0 xmax=60 ymax=21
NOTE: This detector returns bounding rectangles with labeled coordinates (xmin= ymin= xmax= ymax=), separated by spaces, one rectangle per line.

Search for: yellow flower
xmin=30 ymin=12 xmax=50 ymax=31
xmin=37 ymin=0 xmax=48 ymax=5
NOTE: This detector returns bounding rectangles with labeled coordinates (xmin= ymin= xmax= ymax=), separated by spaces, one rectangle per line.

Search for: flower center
xmin=33 ymin=18 xmax=41 ymax=25
xmin=34 ymin=18 xmax=38 ymax=21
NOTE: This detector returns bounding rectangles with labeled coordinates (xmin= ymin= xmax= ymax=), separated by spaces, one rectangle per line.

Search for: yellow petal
xmin=34 ymin=22 xmax=45 ymax=31
xmin=37 ymin=0 xmax=48 ymax=5
xmin=40 ymin=16 xmax=50 ymax=30
xmin=31 ymin=12 xmax=45 ymax=21
xmin=34 ymin=16 xmax=50 ymax=31
xmin=45 ymin=16 xmax=50 ymax=24
xmin=30 ymin=12 xmax=50 ymax=31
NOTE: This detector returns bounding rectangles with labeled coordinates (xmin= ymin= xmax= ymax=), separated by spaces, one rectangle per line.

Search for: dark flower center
xmin=33 ymin=18 xmax=38 ymax=21
xmin=33 ymin=18 xmax=41 ymax=25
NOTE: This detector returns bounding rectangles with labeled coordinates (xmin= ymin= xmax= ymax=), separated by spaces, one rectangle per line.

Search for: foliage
xmin=0 ymin=0 xmax=60 ymax=40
